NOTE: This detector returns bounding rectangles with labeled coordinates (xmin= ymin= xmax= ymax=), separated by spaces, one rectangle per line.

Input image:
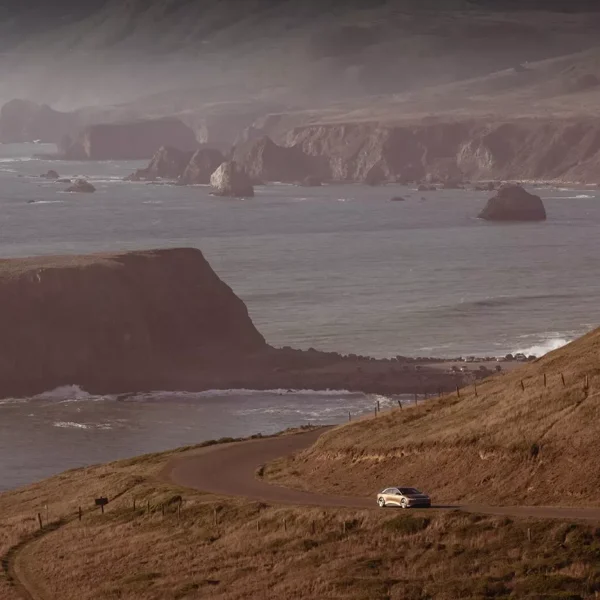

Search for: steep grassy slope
xmin=3 ymin=434 xmax=600 ymax=599
xmin=267 ymin=328 xmax=600 ymax=506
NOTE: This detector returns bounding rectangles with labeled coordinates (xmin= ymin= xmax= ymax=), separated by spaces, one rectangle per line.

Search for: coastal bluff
xmin=0 ymin=249 xmax=266 ymax=398
xmin=0 ymin=248 xmax=463 ymax=399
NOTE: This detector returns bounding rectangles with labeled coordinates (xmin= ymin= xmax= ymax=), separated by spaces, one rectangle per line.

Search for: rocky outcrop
xmin=65 ymin=179 xmax=96 ymax=193
xmin=232 ymin=136 xmax=324 ymax=184
xmin=0 ymin=249 xmax=267 ymax=398
xmin=126 ymin=146 xmax=194 ymax=181
xmin=0 ymin=248 xmax=464 ymax=399
xmin=210 ymin=161 xmax=254 ymax=197
xmin=478 ymin=184 xmax=547 ymax=221
xmin=0 ymin=99 xmax=78 ymax=144
xmin=41 ymin=170 xmax=60 ymax=180
xmin=281 ymin=117 xmax=600 ymax=185
xmin=61 ymin=118 xmax=198 ymax=160
xmin=179 ymin=148 xmax=226 ymax=185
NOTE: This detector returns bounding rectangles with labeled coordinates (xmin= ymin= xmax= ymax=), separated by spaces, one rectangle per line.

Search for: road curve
xmin=164 ymin=428 xmax=600 ymax=522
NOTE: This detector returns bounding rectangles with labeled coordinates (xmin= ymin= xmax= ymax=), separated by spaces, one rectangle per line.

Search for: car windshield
xmin=398 ymin=487 xmax=421 ymax=494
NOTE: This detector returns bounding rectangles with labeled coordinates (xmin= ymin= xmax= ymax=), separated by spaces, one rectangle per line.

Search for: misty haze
xmin=1 ymin=1 xmax=600 ymax=599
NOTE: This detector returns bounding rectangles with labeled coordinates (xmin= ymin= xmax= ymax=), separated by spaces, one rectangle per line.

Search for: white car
xmin=377 ymin=487 xmax=431 ymax=509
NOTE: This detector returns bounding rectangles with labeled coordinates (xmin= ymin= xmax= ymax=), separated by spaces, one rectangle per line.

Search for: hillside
xmin=3 ymin=433 xmax=600 ymax=599
xmin=267 ymin=327 xmax=600 ymax=506
xmin=2 ymin=1 xmax=600 ymax=113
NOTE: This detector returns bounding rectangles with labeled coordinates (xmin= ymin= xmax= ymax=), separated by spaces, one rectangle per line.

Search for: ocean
xmin=0 ymin=142 xmax=598 ymax=490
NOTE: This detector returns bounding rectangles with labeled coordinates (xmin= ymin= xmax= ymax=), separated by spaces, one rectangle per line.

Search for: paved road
xmin=164 ymin=428 xmax=600 ymax=522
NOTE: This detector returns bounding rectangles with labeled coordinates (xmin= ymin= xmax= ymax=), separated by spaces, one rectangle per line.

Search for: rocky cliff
xmin=0 ymin=248 xmax=463 ymax=399
xmin=280 ymin=117 xmax=600 ymax=184
xmin=0 ymin=249 xmax=266 ymax=397
xmin=0 ymin=99 xmax=80 ymax=144
xmin=61 ymin=118 xmax=198 ymax=160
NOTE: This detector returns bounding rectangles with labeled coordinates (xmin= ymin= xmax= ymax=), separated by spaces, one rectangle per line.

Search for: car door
xmin=385 ymin=489 xmax=401 ymax=506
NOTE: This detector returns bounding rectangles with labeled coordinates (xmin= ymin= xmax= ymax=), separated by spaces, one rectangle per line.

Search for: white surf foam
xmin=53 ymin=421 xmax=91 ymax=429
xmin=513 ymin=337 xmax=570 ymax=357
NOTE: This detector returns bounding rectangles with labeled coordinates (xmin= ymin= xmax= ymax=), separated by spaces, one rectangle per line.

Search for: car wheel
xmin=377 ymin=497 xmax=386 ymax=508
xmin=400 ymin=498 xmax=409 ymax=509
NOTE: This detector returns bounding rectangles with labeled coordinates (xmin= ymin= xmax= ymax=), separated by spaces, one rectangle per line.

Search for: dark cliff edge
xmin=0 ymin=248 xmax=462 ymax=399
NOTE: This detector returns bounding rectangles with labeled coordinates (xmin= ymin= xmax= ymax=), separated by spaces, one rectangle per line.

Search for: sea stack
xmin=210 ymin=161 xmax=254 ymax=197
xmin=478 ymin=184 xmax=547 ymax=222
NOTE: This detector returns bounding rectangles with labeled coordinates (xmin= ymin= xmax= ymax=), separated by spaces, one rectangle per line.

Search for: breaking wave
xmin=513 ymin=337 xmax=570 ymax=357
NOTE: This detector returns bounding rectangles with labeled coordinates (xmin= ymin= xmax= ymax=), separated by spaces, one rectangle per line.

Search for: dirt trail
xmin=165 ymin=428 xmax=600 ymax=522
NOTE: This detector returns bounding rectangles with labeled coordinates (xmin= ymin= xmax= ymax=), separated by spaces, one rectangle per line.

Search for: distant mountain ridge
xmin=2 ymin=1 xmax=600 ymax=110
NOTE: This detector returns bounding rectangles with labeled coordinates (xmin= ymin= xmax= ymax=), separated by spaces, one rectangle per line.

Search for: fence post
xmin=521 ymin=380 xmax=525 ymax=392
xmin=397 ymin=399 xmax=402 ymax=410
xmin=377 ymin=400 xmax=380 ymax=413
xmin=284 ymin=519 xmax=287 ymax=532
xmin=543 ymin=373 xmax=547 ymax=387
xmin=213 ymin=507 xmax=218 ymax=527
xmin=37 ymin=513 xmax=43 ymax=530
xmin=133 ymin=499 xmax=136 ymax=512
xmin=78 ymin=507 xmax=82 ymax=522
xmin=456 ymin=386 xmax=460 ymax=399
xmin=147 ymin=500 xmax=151 ymax=514
xmin=585 ymin=374 xmax=589 ymax=389
xmin=161 ymin=504 xmax=165 ymax=517
xmin=561 ymin=373 xmax=566 ymax=387
xmin=348 ymin=411 xmax=351 ymax=422
xmin=374 ymin=406 xmax=377 ymax=417
xmin=474 ymin=383 xmax=478 ymax=397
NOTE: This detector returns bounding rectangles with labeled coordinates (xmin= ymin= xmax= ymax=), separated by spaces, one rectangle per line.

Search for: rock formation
xmin=126 ymin=146 xmax=194 ymax=181
xmin=478 ymin=184 xmax=547 ymax=221
xmin=0 ymin=248 xmax=463 ymax=399
xmin=41 ymin=170 xmax=60 ymax=180
xmin=61 ymin=118 xmax=198 ymax=160
xmin=0 ymin=249 xmax=267 ymax=398
xmin=210 ymin=161 xmax=254 ymax=197
xmin=179 ymin=148 xmax=226 ymax=184
xmin=278 ymin=118 xmax=600 ymax=185
xmin=232 ymin=136 xmax=324 ymax=184
xmin=0 ymin=99 xmax=78 ymax=144
xmin=65 ymin=179 xmax=96 ymax=193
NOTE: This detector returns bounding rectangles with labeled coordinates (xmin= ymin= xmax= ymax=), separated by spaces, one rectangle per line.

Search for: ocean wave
xmin=424 ymin=293 xmax=578 ymax=319
xmin=548 ymin=194 xmax=595 ymax=199
xmin=53 ymin=421 xmax=113 ymax=430
xmin=28 ymin=200 xmax=65 ymax=205
xmin=513 ymin=337 xmax=570 ymax=357
xmin=0 ymin=157 xmax=35 ymax=163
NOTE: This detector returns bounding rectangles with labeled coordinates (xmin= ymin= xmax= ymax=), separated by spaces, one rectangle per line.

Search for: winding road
xmin=165 ymin=428 xmax=600 ymax=522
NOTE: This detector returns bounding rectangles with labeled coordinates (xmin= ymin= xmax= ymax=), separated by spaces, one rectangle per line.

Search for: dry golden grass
xmin=5 ymin=458 xmax=600 ymax=600
xmin=267 ymin=328 xmax=600 ymax=506
xmin=3 ymin=430 xmax=600 ymax=598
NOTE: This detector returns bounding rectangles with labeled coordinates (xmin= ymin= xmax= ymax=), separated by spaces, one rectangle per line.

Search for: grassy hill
xmin=3 ymin=434 xmax=600 ymax=599
xmin=3 ymin=1 xmax=600 ymax=113
xmin=267 ymin=328 xmax=600 ymax=506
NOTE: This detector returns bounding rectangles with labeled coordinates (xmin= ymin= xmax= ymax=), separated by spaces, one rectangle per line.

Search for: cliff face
xmin=0 ymin=249 xmax=266 ymax=397
xmin=283 ymin=118 xmax=600 ymax=183
xmin=0 ymin=99 xmax=80 ymax=144
xmin=62 ymin=118 xmax=198 ymax=160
